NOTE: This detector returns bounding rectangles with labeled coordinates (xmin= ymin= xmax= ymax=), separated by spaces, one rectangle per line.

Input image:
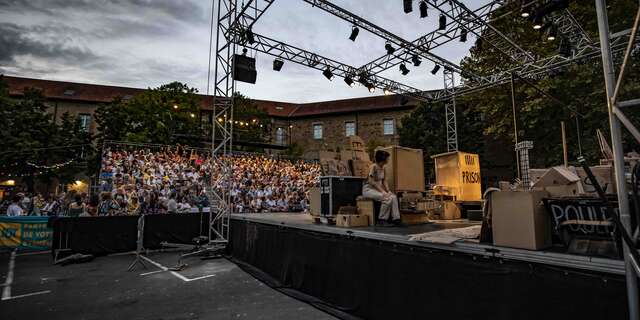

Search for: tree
xmin=399 ymin=1 xmax=640 ymax=184
xmin=231 ymin=93 xmax=271 ymax=150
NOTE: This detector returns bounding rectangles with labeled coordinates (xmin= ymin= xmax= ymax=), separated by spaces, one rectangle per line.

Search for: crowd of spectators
xmin=2 ymin=146 xmax=320 ymax=217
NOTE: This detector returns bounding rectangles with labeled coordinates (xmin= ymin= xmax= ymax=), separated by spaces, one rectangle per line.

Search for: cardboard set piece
xmin=432 ymin=151 xmax=482 ymax=202
xmin=376 ymin=146 xmax=425 ymax=193
xmin=319 ymin=136 xmax=372 ymax=178
xmin=529 ymin=165 xmax=616 ymax=197
xmin=491 ymin=190 xmax=552 ymax=250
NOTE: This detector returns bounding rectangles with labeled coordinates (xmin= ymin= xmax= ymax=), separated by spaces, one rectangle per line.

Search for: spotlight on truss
xmin=366 ymin=83 xmax=376 ymax=93
xmin=546 ymin=24 xmax=557 ymax=41
xmin=385 ymin=42 xmax=396 ymax=55
xmin=273 ymin=59 xmax=284 ymax=71
xmin=245 ymin=28 xmax=255 ymax=44
xmin=399 ymin=63 xmax=410 ymax=75
xmin=419 ymin=1 xmax=428 ymax=18
xmin=431 ymin=64 xmax=441 ymax=75
xmin=349 ymin=26 xmax=359 ymax=41
xmin=403 ymin=0 xmax=412 ymax=13
xmin=384 ymin=87 xmax=392 ymax=95
xmin=344 ymin=76 xmax=355 ymax=87
xmin=533 ymin=16 xmax=544 ymax=30
xmin=411 ymin=54 xmax=422 ymax=67
xmin=322 ymin=67 xmax=334 ymax=81
xmin=439 ymin=14 xmax=446 ymax=30
xmin=460 ymin=28 xmax=467 ymax=42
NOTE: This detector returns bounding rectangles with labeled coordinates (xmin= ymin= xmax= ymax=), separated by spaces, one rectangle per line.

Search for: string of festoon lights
xmin=0 ymin=159 xmax=76 ymax=177
xmin=26 ymin=158 xmax=75 ymax=169
xmin=216 ymin=117 xmax=264 ymax=128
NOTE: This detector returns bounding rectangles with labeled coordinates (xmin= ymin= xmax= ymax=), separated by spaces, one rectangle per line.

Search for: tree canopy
xmin=399 ymin=1 xmax=640 ymax=183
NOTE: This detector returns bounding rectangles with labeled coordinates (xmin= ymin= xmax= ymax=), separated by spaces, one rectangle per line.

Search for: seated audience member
xmin=6 ymin=195 xmax=24 ymax=216
xmin=98 ymin=192 xmax=119 ymax=216
xmin=362 ymin=150 xmax=401 ymax=226
xmin=67 ymin=194 xmax=86 ymax=217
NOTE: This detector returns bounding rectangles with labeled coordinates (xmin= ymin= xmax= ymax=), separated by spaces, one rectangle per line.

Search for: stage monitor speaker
xmin=233 ymin=54 xmax=257 ymax=84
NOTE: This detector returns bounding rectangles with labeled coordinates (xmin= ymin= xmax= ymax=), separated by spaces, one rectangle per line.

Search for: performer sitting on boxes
xmin=362 ymin=150 xmax=401 ymax=226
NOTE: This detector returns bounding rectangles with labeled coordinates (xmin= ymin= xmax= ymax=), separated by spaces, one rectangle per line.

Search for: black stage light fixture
xmin=383 ymin=87 xmax=392 ymax=95
xmin=521 ymin=5 xmax=532 ymax=18
xmin=419 ymin=1 xmax=428 ymax=18
xmin=439 ymin=14 xmax=447 ymax=30
xmin=245 ymin=28 xmax=255 ymax=44
xmin=344 ymin=76 xmax=355 ymax=87
xmin=546 ymin=24 xmax=557 ymax=41
xmin=322 ymin=67 xmax=334 ymax=81
xmin=532 ymin=16 xmax=544 ymax=30
xmin=411 ymin=54 xmax=422 ymax=67
xmin=403 ymin=0 xmax=412 ymax=14
xmin=385 ymin=42 xmax=396 ymax=55
xmin=349 ymin=26 xmax=359 ymax=41
xmin=272 ymin=58 xmax=284 ymax=71
xmin=366 ymin=83 xmax=376 ymax=93
xmin=459 ymin=28 xmax=467 ymax=42
xmin=399 ymin=63 xmax=410 ymax=75
xmin=431 ymin=64 xmax=441 ymax=75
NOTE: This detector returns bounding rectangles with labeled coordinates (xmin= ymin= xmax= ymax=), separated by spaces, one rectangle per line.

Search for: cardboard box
xmin=441 ymin=201 xmax=461 ymax=220
xmin=336 ymin=214 xmax=369 ymax=227
xmin=357 ymin=198 xmax=375 ymax=223
xmin=309 ymin=187 xmax=321 ymax=216
xmin=432 ymin=151 xmax=481 ymax=201
xmin=574 ymin=165 xmax=616 ymax=195
xmin=377 ymin=146 xmax=425 ymax=193
xmin=351 ymin=159 xmax=372 ymax=178
xmin=491 ymin=191 xmax=552 ymax=250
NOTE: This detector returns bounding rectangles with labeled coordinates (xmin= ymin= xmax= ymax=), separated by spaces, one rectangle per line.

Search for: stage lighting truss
xmin=211 ymin=0 xmax=637 ymax=184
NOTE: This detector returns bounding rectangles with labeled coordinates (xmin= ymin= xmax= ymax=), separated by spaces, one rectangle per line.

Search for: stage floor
xmin=231 ymin=212 xmax=625 ymax=275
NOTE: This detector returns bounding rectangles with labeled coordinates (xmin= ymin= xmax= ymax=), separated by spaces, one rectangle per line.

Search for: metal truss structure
xmin=210 ymin=0 xmax=640 ymax=249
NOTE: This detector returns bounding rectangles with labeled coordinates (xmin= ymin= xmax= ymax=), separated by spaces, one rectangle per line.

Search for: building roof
xmin=2 ymin=75 xmax=419 ymax=118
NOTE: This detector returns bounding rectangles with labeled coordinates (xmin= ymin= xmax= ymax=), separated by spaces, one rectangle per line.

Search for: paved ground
xmin=0 ymin=249 xmax=336 ymax=320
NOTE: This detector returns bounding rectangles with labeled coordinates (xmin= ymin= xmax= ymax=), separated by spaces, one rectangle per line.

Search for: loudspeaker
xmin=233 ymin=54 xmax=257 ymax=84
xmin=403 ymin=0 xmax=412 ymax=13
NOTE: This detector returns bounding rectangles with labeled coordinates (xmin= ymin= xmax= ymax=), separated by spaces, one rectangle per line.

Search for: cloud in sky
xmin=0 ymin=0 xmax=487 ymax=103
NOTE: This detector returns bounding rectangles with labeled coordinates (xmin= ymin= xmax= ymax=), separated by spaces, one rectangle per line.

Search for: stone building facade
xmin=4 ymin=76 xmax=418 ymax=159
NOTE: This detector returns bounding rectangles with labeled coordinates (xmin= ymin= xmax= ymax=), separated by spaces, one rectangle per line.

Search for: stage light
xmin=385 ymin=42 xmax=396 ymax=55
xmin=322 ymin=67 xmax=334 ymax=81
xmin=173 ymin=104 xmax=179 ymax=109
xmin=439 ymin=14 xmax=446 ymax=30
xmin=533 ymin=16 xmax=543 ymax=30
xmin=399 ymin=63 xmax=410 ymax=75
xmin=403 ymin=0 xmax=412 ymax=13
xmin=344 ymin=76 xmax=355 ymax=87
xmin=431 ymin=64 xmax=441 ymax=75
xmin=349 ymin=26 xmax=359 ymax=41
xmin=383 ymin=87 xmax=392 ymax=95
xmin=521 ymin=5 xmax=532 ymax=18
xmin=546 ymin=24 xmax=557 ymax=41
xmin=273 ymin=58 xmax=284 ymax=71
xmin=419 ymin=1 xmax=428 ymax=18
xmin=217 ymin=117 xmax=223 ymax=122
xmin=190 ymin=113 xmax=195 ymax=118
xmin=366 ymin=83 xmax=375 ymax=93
xmin=459 ymin=28 xmax=467 ymax=42
xmin=411 ymin=54 xmax=422 ymax=67
xmin=245 ymin=28 xmax=255 ymax=44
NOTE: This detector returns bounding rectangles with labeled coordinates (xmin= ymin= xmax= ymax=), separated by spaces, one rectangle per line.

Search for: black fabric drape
xmin=228 ymin=219 xmax=628 ymax=320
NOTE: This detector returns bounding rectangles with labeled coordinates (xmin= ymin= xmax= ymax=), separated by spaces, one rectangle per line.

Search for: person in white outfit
xmin=362 ymin=150 xmax=401 ymax=226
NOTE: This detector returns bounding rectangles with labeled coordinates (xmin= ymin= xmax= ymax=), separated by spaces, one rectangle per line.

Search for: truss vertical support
xmin=595 ymin=1 xmax=640 ymax=319
xmin=208 ymin=0 xmax=237 ymax=248
xmin=443 ymin=68 xmax=458 ymax=152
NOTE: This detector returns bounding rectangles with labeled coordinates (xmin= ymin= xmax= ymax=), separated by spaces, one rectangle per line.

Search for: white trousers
xmin=362 ymin=186 xmax=400 ymax=221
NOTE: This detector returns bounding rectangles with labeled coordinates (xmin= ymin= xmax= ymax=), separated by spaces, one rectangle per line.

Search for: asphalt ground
xmin=0 ymin=249 xmax=337 ymax=320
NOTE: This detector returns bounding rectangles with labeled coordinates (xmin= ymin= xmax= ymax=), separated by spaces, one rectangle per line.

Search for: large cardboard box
xmin=491 ymin=191 xmax=552 ymax=250
xmin=309 ymin=187 xmax=321 ymax=216
xmin=336 ymin=214 xmax=369 ymax=227
xmin=441 ymin=201 xmax=461 ymax=220
xmin=357 ymin=198 xmax=375 ymax=223
xmin=432 ymin=151 xmax=482 ymax=201
xmin=377 ymin=146 xmax=425 ymax=193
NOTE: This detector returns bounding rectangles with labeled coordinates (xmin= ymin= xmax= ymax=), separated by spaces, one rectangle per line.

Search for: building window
xmin=313 ymin=123 xmax=323 ymax=140
xmin=276 ymin=127 xmax=285 ymax=145
xmin=383 ymin=118 xmax=395 ymax=135
xmin=345 ymin=121 xmax=356 ymax=137
xmin=78 ymin=113 xmax=92 ymax=132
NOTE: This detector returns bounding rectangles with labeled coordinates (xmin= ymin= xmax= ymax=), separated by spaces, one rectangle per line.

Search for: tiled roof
xmin=2 ymin=75 xmax=419 ymax=117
